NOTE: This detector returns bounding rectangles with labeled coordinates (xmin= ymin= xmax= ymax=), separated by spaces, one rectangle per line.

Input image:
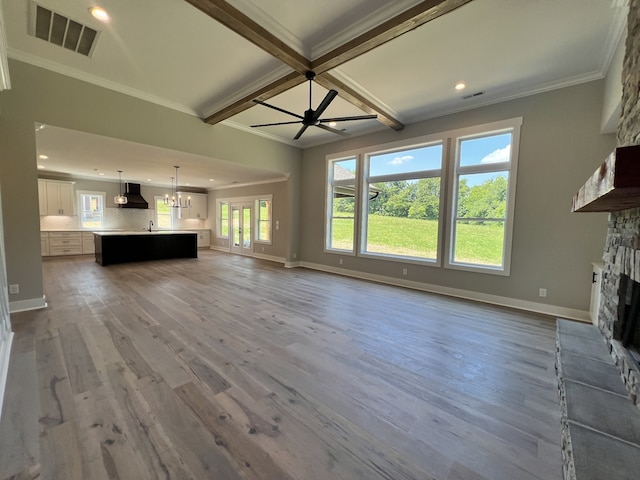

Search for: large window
xmin=155 ymin=197 xmax=173 ymax=229
xmin=363 ymin=142 xmax=443 ymax=261
xmin=256 ymin=198 xmax=272 ymax=243
xmin=326 ymin=157 xmax=357 ymax=252
xmin=324 ymin=118 xmax=521 ymax=275
xmin=448 ymin=125 xmax=519 ymax=274
xmin=78 ymin=191 xmax=105 ymax=229
xmin=217 ymin=201 xmax=229 ymax=238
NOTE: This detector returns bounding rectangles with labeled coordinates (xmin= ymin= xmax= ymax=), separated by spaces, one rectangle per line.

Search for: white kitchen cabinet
xmin=82 ymin=232 xmax=96 ymax=254
xmin=39 ymin=179 xmax=75 ymax=215
xmin=179 ymin=193 xmax=207 ymax=219
xmin=48 ymin=232 xmax=82 ymax=256
xmin=40 ymin=232 xmax=50 ymax=257
xmin=197 ymin=230 xmax=210 ymax=248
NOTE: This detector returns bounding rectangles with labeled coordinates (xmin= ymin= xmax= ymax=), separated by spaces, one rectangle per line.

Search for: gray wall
xmin=300 ymin=80 xmax=616 ymax=311
xmin=0 ymin=59 xmax=302 ymax=306
xmin=209 ymin=180 xmax=290 ymax=260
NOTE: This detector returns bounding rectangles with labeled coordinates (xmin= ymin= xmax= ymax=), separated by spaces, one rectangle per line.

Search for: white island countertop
xmin=93 ymin=230 xmax=197 ymax=236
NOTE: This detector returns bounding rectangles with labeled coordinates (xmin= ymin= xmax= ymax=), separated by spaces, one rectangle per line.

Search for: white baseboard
xmin=209 ymin=245 xmax=230 ymax=253
xmin=284 ymin=261 xmax=301 ymax=268
xmin=9 ymin=296 xmax=47 ymax=313
xmin=252 ymin=252 xmax=286 ymax=264
xmin=298 ymin=261 xmax=590 ymax=322
xmin=0 ymin=331 xmax=14 ymax=425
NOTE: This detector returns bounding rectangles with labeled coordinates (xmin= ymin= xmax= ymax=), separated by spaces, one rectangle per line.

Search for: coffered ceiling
xmin=1 ymin=0 xmax=627 ymax=188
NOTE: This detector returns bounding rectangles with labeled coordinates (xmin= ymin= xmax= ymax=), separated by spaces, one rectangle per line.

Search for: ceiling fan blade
xmin=316 ymin=123 xmax=350 ymax=137
xmin=293 ymin=125 xmax=309 ymax=140
xmin=320 ymin=114 xmax=378 ymax=122
xmin=253 ymin=99 xmax=304 ymax=119
xmin=251 ymin=120 xmax=302 ymax=127
xmin=313 ymin=89 xmax=339 ymax=119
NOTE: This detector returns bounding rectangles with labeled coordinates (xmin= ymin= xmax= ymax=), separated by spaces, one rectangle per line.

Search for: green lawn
xmin=332 ymin=214 xmax=504 ymax=266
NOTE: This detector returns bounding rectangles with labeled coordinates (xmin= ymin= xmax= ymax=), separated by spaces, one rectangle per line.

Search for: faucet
xmin=148 ymin=220 xmax=153 ymax=232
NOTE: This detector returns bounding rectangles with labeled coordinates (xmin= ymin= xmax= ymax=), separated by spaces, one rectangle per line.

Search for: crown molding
xmin=0 ymin=2 xmax=11 ymax=90
xmin=598 ymin=1 xmax=629 ymax=75
xmin=8 ymin=49 xmax=199 ymax=116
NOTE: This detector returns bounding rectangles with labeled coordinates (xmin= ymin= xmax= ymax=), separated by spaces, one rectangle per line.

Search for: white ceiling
xmin=1 ymin=0 xmax=627 ymax=189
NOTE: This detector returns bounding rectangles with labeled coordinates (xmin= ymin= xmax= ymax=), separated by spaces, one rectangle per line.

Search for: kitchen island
xmin=94 ymin=231 xmax=198 ymax=266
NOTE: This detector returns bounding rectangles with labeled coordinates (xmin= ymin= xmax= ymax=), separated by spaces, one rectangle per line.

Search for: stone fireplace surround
xmin=557 ymin=1 xmax=640 ymax=477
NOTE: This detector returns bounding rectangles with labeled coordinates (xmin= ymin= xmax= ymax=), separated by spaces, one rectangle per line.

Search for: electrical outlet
xmin=339 ymin=258 xmax=343 ymax=265
xmin=9 ymin=284 xmax=19 ymax=294
xmin=402 ymin=268 xmax=408 ymax=276
xmin=539 ymin=288 xmax=547 ymax=298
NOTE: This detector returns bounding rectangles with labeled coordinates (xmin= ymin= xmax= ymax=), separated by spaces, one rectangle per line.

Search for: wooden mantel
xmin=572 ymin=145 xmax=640 ymax=212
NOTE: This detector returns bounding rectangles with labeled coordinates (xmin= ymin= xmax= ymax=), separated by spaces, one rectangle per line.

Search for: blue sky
xmin=336 ymin=132 xmax=512 ymax=187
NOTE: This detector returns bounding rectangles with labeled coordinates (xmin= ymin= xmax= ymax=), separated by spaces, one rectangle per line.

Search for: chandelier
xmin=164 ymin=165 xmax=191 ymax=209
xmin=114 ymin=170 xmax=127 ymax=205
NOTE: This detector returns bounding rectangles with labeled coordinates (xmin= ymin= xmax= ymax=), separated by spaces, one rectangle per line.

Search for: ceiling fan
xmin=251 ymin=71 xmax=378 ymax=140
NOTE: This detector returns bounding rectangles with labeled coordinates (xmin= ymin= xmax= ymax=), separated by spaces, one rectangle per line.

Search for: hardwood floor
xmin=0 ymin=251 xmax=562 ymax=479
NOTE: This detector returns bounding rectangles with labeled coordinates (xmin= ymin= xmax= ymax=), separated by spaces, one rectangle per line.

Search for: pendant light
xmin=114 ymin=170 xmax=127 ymax=205
xmin=164 ymin=166 xmax=191 ymax=209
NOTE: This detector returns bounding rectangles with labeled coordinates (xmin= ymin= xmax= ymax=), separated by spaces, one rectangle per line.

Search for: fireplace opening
xmin=617 ymin=274 xmax=640 ymax=366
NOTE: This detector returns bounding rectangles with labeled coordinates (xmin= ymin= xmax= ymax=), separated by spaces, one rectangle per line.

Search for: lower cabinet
xmin=82 ymin=232 xmax=96 ymax=254
xmin=48 ymin=232 xmax=82 ymax=256
xmin=41 ymin=233 xmax=50 ymax=257
xmin=197 ymin=230 xmax=210 ymax=248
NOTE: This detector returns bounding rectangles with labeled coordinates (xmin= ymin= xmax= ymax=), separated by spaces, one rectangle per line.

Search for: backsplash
xmin=40 ymin=208 xmax=206 ymax=231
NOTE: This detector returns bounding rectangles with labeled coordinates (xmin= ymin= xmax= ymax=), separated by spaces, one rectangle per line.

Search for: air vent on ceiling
xmin=30 ymin=3 xmax=100 ymax=57
xmin=462 ymin=91 xmax=484 ymax=100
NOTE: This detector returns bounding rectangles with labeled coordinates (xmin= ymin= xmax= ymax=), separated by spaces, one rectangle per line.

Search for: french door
xmin=230 ymin=202 xmax=253 ymax=256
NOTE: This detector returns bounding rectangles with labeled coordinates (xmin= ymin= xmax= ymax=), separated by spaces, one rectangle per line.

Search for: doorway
xmin=230 ymin=203 xmax=253 ymax=256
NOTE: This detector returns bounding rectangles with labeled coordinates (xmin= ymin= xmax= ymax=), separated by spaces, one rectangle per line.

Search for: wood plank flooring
xmin=0 ymin=251 xmax=562 ymax=479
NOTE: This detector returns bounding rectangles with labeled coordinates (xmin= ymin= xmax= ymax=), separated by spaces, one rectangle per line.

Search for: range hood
xmin=120 ymin=183 xmax=148 ymax=209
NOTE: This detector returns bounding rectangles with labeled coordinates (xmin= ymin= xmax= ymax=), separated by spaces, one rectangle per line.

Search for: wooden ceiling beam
xmin=204 ymin=71 xmax=305 ymax=125
xmin=311 ymin=0 xmax=473 ymax=74
xmin=187 ymin=0 xmax=472 ymax=130
xmin=185 ymin=0 xmax=310 ymax=73
xmin=315 ymin=73 xmax=404 ymax=131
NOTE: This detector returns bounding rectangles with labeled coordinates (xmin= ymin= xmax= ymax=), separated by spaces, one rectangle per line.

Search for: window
xmin=324 ymin=118 xmax=521 ymax=275
xmin=362 ymin=142 xmax=443 ymax=261
xmin=78 ymin=191 xmax=105 ymax=229
xmin=217 ymin=201 xmax=229 ymax=238
xmin=447 ymin=123 xmax=520 ymax=274
xmin=256 ymin=198 xmax=272 ymax=243
xmin=326 ymin=157 xmax=357 ymax=252
xmin=155 ymin=197 xmax=173 ymax=229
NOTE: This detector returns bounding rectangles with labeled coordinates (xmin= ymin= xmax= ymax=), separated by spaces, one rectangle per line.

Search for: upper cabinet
xmin=179 ymin=192 xmax=207 ymax=219
xmin=38 ymin=179 xmax=75 ymax=215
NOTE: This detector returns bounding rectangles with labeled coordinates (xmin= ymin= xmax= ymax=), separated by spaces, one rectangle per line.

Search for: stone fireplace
xmin=572 ymin=0 xmax=640 ymax=409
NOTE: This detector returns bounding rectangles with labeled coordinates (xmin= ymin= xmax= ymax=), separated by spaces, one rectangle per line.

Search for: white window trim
xmin=76 ymin=190 xmax=106 ymax=230
xmin=255 ymin=195 xmax=273 ymax=245
xmin=154 ymin=195 xmax=174 ymax=230
xmin=443 ymin=117 xmax=522 ymax=276
xmin=216 ymin=199 xmax=230 ymax=239
xmin=323 ymin=117 xmax=522 ymax=276
xmin=324 ymin=154 xmax=359 ymax=255
xmin=360 ymin=136 xmax=446 ymax=265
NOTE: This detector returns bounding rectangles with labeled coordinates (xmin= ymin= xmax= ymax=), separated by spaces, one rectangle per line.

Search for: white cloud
xmin=389 ymin=155 xmax=413 ymax=166
xmin=480 ymin=145 xmax=511 ymax=164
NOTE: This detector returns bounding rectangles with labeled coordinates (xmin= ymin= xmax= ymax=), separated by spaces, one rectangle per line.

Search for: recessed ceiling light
xmin=99 ymin=172 xmax=105 ymax=176
xmin=146 ymin=178 xmax=152 ymax=182
xmin=38 ymin=154 xmax=48 ymax=160
xmin=208 ymin=178 xmax=215 ymax=182
xmin=89 ymin=6 xmax=110 ymax=22
xmin=185 ymin=183 xmax=191 ymax=186
xmin=37 ymin=165 xmax=45 ymax=170
xmin=455 ymin=82 xmax=467 ymax=91
xmin=328 ymin=122 xmax=337 ymax=128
